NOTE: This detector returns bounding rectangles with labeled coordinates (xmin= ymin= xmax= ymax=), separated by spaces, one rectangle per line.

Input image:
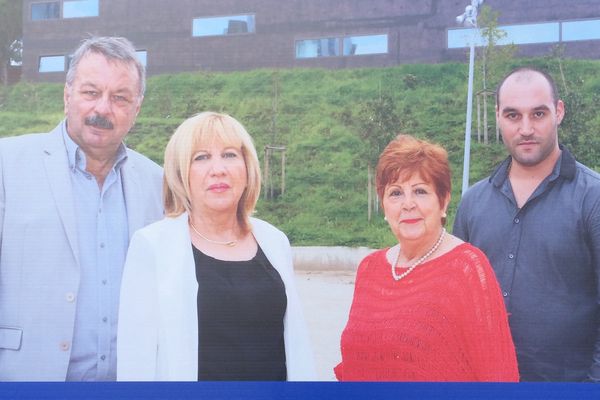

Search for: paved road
xmin=295 ymin=270 xmax=356 ymax=381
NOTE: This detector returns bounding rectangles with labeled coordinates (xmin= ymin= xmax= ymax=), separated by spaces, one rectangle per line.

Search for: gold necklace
xmin=392 ymin=228 xmax=445 ymax=281
xmin=189 ymin=219 xmax=237 ymax=247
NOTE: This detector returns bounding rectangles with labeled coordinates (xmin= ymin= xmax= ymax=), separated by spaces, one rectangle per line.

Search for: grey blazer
xmin=0 ymin=121 xmax=164 ymax=381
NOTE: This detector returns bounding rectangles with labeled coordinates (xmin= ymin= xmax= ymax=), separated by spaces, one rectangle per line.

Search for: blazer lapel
xmin=252 ymin=218 xmax=287 ymax=278
xmin=121 ymin=153 xmax=145 ymax=241
xmin=42 ymin=124 xmax=80 ymax=266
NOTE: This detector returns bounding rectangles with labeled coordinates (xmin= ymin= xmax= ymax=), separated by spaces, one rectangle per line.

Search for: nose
xmin=401 ymin=192 xmax=416 ymax=210
xmin=93 ymin=94 xmax=113 ymax=115
xmin=519 ymin=116 xmax=534 ymax=136
xmin=209 ymin=157 xmax=227 ymax=175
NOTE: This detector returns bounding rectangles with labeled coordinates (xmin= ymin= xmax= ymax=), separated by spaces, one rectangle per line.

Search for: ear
xmin=443 ymin=192 xmax=451 ymax=212
xmin=555 ymin=99 xmax=565 ymax=125
xmin=63 ymin=84 xmax=70 ymax=116
xmin=134 ymin=95 xmax=144 ymax=117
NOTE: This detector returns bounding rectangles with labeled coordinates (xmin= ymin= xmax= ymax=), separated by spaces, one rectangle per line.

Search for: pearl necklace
xmin=392 ymin=228 xmax=446 ymax=281
xmin=189 ymin=220 xmax=237 ymax=247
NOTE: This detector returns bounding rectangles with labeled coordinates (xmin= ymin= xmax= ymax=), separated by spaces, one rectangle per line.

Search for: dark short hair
xmin=496 ymin=66 xmax=559 ymax=107
xmin=376 ymin=134 xmax=451 ymax=211
xmin=66 ymin=36 xmax=145 ymax=96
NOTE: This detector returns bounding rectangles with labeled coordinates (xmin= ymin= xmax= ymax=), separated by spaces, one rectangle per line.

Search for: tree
xmin=475 ymin=5 xmax=516 ymax=143
xmin=355 ymin=86 xmax=401 ymax=221
xmin=0 ymin=0 xmax=22 ymax=86
xmin=545 ymin=44 xmax=569 ymax=96
xmin=557 ymin=79 xmax=600 ymax=169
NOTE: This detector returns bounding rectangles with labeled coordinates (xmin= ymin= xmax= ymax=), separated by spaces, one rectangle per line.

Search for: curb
xmin=292 ymin=246 xmax=375 ymax=272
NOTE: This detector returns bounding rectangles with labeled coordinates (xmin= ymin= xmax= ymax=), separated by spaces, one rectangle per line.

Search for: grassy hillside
xmin=1 ymin=59 xmax=599 ymax=248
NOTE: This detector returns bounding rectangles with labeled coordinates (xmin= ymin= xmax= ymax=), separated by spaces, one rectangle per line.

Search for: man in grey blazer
xmin=0 ymin=37 xmax=163 ymax=381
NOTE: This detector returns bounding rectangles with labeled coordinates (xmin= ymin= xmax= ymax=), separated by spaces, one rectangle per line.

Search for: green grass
xmin=2 ymin=58 xmax=599 ymax=247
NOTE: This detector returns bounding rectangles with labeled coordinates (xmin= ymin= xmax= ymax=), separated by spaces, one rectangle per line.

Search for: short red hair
xmin=376 ymin=134 xmax=451 ymax=209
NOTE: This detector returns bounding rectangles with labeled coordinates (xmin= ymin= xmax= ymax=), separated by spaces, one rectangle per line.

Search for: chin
xmin=396 ymin=230 xmax=426 ymax=242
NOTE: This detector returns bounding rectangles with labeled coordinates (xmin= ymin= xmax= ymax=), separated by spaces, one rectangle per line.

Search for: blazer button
xmin=65 ymin=292 xmax=76 ymax=302
xmin=59 ymin=341 xmax=70 ymax=351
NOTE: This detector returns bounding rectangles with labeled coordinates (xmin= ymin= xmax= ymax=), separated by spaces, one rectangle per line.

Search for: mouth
xmin=517 ymin=140 xmax=538 ymax=146
xmin=208 ymin=183 xmax=230 ymax=192
xmin=400 ymin=218 xmax=422 ymax=224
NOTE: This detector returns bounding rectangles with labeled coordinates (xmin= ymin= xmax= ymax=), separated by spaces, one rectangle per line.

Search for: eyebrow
xmin=501 ymin=105 xmax=551 ymax=114
xmin=194 ymin=146 xmax=241 ymax=152
xmin=79 ymin=81 xmax=136 ymax=95
xmin=388 ymin=181 xmax=428 ymax=188
xmin=78 ymin=81 xmax=99 ymax=89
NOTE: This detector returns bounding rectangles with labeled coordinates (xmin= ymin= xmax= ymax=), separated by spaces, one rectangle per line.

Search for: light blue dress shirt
xmin=62 ymin=128 xmax=129 ymax=381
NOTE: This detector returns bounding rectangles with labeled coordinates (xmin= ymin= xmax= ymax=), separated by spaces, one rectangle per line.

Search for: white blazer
xmin=117 ymin=212 xmax=316 ymax=381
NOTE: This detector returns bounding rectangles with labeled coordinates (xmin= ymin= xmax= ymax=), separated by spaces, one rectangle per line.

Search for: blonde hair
xmin=163 ymin=111 xmax=261 ymax=233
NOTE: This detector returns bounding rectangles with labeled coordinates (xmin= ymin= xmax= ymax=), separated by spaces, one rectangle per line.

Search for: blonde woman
xmin=117 ymin=112 xmax=315 ymax=381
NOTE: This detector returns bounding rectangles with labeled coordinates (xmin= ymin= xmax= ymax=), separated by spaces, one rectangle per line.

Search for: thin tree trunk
xmin=280 ymin=151 xmax=285 ymax=196
xmin=263 ymin=147 xmax=270 ymax=200
xmin=558 ymin=59 xmax=568 ymax=95
xmin=483 ymin=92 xmax=488 ymax=145
xmin=482 ymin=52 xmax=488 ymax=145
xmin=367 ymin=164 xmax=372 ymax=222
xmin=476 ymin=95 xmax=481 ymax=143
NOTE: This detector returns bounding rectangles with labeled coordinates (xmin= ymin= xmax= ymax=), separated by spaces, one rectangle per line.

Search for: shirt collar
xmin=62 ymin=120 xmax=128 ymax=173
xmin=489 ymin=144 xmax=576 ymax=188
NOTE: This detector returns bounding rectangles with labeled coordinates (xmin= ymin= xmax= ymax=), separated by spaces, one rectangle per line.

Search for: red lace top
xmin=335 ymin=243 xmax=518 ymax=381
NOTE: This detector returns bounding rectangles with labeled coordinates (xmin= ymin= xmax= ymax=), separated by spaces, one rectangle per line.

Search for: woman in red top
xmin=335 ymin=134 xmax=518 ymax=382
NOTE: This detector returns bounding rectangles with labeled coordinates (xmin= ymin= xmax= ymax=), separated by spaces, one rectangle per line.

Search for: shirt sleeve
xmin=452 ymin=194 xmax=470 ymax=242
xmin=459 ymin=248 xmax=519 ymax=381
xmin=334 ymin=252 xmax=376 ymax=381
xmin=279 ymin=233 xmax=318 ymax=381
xmin=584 ymin=194 xmax=600 ymax=382
xmin=0 ymin=145 xmax=5 ymax=265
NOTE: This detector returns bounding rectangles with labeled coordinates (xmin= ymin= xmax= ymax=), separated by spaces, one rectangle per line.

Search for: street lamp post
xmin=456 ymin=0 xmax=484 ymax=195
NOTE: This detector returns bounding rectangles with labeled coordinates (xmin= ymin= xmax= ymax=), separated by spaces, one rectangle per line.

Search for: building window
xmin=447 ymin=28 xmax=480 ymax=48
xmin=295 ymin=38 xmax=339 ymax=59
xmin=562 ymin=19 xmax=600 ymax=42
xmin=343 ymin=34 xmax=388 ymax=56
xmin=497 ymin=23 xmax=559 ymax=45
xmin=31 ymin=1 xmax=60 ymax=20
xmin=39 ymin=55 xmax=65 ymax=72
xmin=136 ymin=50 xmax=147 ymax=67
xmin=63 ymin=0 xmax=99 ymax=18
xmin=296 ymin=34 xmax=388 ymax=59
xmin=193 ymin=14 xmax=255 ymax=37
xmin=448 ymin=22 xmax=560 ymax=48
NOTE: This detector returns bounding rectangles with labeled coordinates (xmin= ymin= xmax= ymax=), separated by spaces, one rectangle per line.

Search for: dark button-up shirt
xmin=453 ymin=146 xmax=600 ymax=382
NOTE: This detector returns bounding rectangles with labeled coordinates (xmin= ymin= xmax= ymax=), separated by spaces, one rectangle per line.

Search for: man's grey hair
xmin=65 ymin=36 xmax=146 ymax=97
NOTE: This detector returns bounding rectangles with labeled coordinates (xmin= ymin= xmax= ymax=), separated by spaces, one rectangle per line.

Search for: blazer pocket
xmin=0 ymin=326 xmax=23 ymax=350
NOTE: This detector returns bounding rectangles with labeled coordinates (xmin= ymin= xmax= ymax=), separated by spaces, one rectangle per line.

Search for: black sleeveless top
xmin=192 ymin=244 xmax=287 ymax=381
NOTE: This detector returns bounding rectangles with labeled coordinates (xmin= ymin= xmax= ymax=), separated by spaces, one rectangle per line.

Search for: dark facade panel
xmin=21 ymin=0 xmax=600 ymax=83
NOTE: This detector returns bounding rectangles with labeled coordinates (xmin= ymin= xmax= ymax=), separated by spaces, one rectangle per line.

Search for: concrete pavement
xmin=295 ymin=270 xmax=357 ymax=381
